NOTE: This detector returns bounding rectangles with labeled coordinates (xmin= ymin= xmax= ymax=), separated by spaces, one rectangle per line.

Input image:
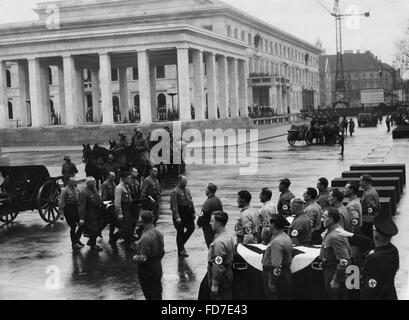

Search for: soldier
xmin=59 ymin=176 xmax=83 ymax=250
xmin=101 ymin=171 xmax=120 ymax=245
xmin=338 ymin=129 xmax=345 ymax=157
xmin=386 ymin=114 xmax=391 ymax=132
xmin=348 ymin=118 xmax=355 ymax=137
xmin=320 ymin=208 xmax=351 ymax=300
xmin=113 ymin=172 xmax=134 ymax=250
xmin=129 ymin=168 xmax=141 ymax=239
xmin=141 ymin=167 xmax=161 ymax=225
xmin=197 ymin=183 xmax=223 ymax=249
xmin=61 ymin=155 xmax=78 ymax=186
xmin=343 ymin=182 xmax=362 ymax=233
xmin=288 ymin=198 xmax=312 ymax=246
xmin=328 ymin=188 xmax=352 ymax=232
xmin=170 ymin=175 xmax=196 ymax=257
xmin=235 ymin=190 xmax=259 ymax=245
xmin=258 ymin=188 xmax=277 ymax=244
xmin=316 ymin=177 xmax=330 ymax=210
xmin=104 ymin=154 xmax=119 ymax=182
xmin=336 ymin=215 xmax=399 ymax=300
xmin=207 ymin=211 xmax=235 ymax=300
xmin=303 ymin=187 xmax=323 ymax=245
xmin=262 ymin=214 xmax=293 ymax=300
xmin=113 ymin=131 xmax=129 ymax=169
xmin=131 ymin=128 xmax=151 ymax=177
xmin=360 ymin=174 xmax=380 ymax=215
xmin=277 ymin=178 xmax=295 ymax=217
xmin=79 ymin=177 xmax=104 ymax=252
xmin=133 ymin=211 xmax=165 ymax=300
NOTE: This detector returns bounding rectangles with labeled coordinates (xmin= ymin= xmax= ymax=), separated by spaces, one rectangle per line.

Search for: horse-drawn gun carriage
xmin=0 ymin=166 xmax=62 ymax=225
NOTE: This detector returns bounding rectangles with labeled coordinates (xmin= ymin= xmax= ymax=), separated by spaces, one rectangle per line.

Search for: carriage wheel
xmin=305 ymin=129 xmax=313 ymax=145
xmin=0 ymin=211 xmax=18 ymax=224
xmin=37 ymin=180 xmax=61 ymax=224
xmin=287 ymin=136 xmax=296 ymax=146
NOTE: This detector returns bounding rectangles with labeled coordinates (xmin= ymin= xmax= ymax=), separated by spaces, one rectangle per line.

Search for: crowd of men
xmin=248 ymin=105 xmax=279 ymax=119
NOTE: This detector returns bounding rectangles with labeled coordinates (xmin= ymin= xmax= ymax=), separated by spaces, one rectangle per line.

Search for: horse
xmin=82 ymin=144 xmax=105 ymax=188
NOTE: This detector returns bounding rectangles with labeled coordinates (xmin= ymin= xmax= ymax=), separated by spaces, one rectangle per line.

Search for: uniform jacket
xmin=141 ymin=176 xmax=161 ymax=200
xmin=277 ymin=191 xmax=295 ymax=216
xmin=361 ymin=187 xmax=380 ymax=214
xmin=304 ymin=201 xmax=323 ymax=231
xmin=289 ymin=213 xmax=312 ymax=246
xmin=59 ymin=185 xmax=80 ymax=211
xmin=170 ymin=186 xmax=195 ymax=220
xmin=200 ymin=194 xmax=223 ymax=225
xmin=136 ymin=225 xmax=165 ymax=265
xmin=235 ymin=206 xmax=259 ymax=244
xmin=262 ymin=231 xmax=293 ymax=270
xmin=101 ymin=180 xmax=116 ymax=202
xmin=346 ymin=198 xmax=363 ymax=233
xmin=114 ymin=181 xmax=132 ymax=217
xmin=334 ymin=203 xmax=352 ymax=233
xmin=317 ymin=191 xmax=330 ymax=210
xmin=320 ymin=224 xmax=351 ymax=269
xmin=79 ymin=187 xmax=103 ymax=235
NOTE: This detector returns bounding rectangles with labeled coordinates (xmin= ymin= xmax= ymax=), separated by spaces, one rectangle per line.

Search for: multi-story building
xmin=1 ymin=0 xmax=321 ymax=129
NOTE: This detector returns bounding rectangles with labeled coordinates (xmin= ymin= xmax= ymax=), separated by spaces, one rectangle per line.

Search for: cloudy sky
xmin=0 ymin=0 xmax=408 ymax=65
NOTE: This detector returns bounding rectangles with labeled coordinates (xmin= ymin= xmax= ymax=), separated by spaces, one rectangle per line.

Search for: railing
xmin=251 ymin=114 xmax=302 ymax=126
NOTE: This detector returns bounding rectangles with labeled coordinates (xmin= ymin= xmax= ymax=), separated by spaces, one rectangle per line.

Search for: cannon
xmin=0 ymin=166 xmax=62 ymax=225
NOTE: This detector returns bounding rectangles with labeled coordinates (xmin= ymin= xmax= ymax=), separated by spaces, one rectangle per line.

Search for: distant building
xmin=325 ymin=50 xmax=402 ymax=107
xmin=316 ymin=39 xmax=332 ymax=109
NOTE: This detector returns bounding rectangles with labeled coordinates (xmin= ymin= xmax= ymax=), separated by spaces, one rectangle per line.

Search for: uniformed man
xmin=336 ymin=215 xmax=399 ymax=300
xmin=277 ymin=178 xmax=295 ymax=217
xmin=328 ymin=188 xmax=352 ymax=232
xmin=198 ymin=183 xmax=223 ymax=248
xmin=170 ymin=175 xmax=196 ymax=257
xmin=207 ymin=211 xmax=235 ymax=300
xmin=100 ymin=171 xmax=120 ymax=245
xmin=61 ymin=155 xmax=78 ymax=186
xmin=262 ymin=214 xmax=293 ymax=300
xmin=360 ymin=174 xmax=380 ymax=216
xmin=316 ymin=177 xmax=330 ymax=210
xmin=131 ymin=128 xmax=151 ymax=177
xmin=288 ymin=198 xmax=312 ymax=246
xmin=79 ymin=177 xmax=104 ymax=252
xmin=320 ymin=208 xmax=351 ymax=300
xmin=59 ymin=176 xmax=83 ymax=250
xmin=104 ymin=154 xmax=119 ymax=182
xmin=133 ymin=211 xmax=165 ymax=300
xmin=235 ymin=190 xmax=259 ymax=245
xmin=113 ymin=131 xmax=129 ymax=169
xmin=129 ymin=168 xmax=141 ymax=239
xmin=258 ymin=188 xmax=277 ymax=244
xmin=113 ymin=172 xmax=134 ymax=250
xmin=303 ymin=187 xmax=323 ymax=245
xmin=343 ymin=182 xmax=362 ymax=233
xmin=141 ymin=167 xmax=161 ymax=225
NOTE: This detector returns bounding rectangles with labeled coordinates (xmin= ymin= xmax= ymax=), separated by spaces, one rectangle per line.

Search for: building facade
xmin=325 ymin=50 xmax=402 ymax=108
xmin=0 ymin=0 xmax=321 ymax=129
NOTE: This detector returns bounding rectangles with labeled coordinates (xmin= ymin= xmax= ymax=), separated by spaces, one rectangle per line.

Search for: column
xmin=217 ymin=55 xmax=229 ymax=119
xmin=137 ymin=50 xmax=152 ymax=124
xmin=119 ymin=67 xmax=129 ymax=122
xmin=269 ymin=86 xmax=276 ymax=113
xmin=63 ymin=55 xmax=78 ymax=126
xmin=99 ymin=53 xmax=114 ymax=125
xmin=16 ymin=61 xmax=30 ymax=127
xmin=177 ymin=47 xmax=191 ymax=121
xmin=228 ymin=58 xmax=239 ymax=118
xmin=0 ymin=61 xmax=7 ymax=128
xmin=238 ymin=59 xmax=248 ymax=117
xmin=205 ymin=52 xmax=217 ymax=120
xmin=276 ymin=85 xmax=282 ymax=115
xmin=28 ymin=58 xmax=47 ymax=127
xmin=192 ymin=49 xmax=205 ymax=120
xmin=75 ymin=65 xmax=86 ymax=124
xmin=149 ymin=63 xmax=157 ymax=121
xmin=57 ymin=64 xmax=66 ymax=125
xmin=91 ymin=69 xmax=101 ymax=122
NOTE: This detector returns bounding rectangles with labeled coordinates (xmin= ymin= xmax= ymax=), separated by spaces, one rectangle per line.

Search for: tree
xmin=393 ymin=23 xmax=409 ymax=78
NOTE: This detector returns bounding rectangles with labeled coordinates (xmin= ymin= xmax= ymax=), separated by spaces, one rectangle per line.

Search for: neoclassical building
xmin=0 ymin=0 xmax=321 ymax=129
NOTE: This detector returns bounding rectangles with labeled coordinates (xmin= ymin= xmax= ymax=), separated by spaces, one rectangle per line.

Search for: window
xmin=134 ymin=95 xmax=140 ymax=108
xmin=279 ymin=45 xmax=282 ymax=56
xmin=111 ymin=69 xmax=118 ymax=81
xmin=8 ymin=101 xmax=13 ymax=119
xmin=132 ymin=67 xmax=138 ymax=80
xmin=234 ymin=28 xmax=239 ymax=39
xmin=156 ymin=65 xmax=165 ymax=79
xmin=6 ymin=69 xmax=11 ymax=88
xmin=227 ymin=25 xmax=232 ymax=37
xmin=203 ymin=25 xmax=213 ymax=31
xmin=248 ymin=33 xmax=252 ymax=46
xmin=275 ymin=43 xmax=278 ymax=54
xmin=48 ymin=67 xmax=53 ymax=85
xmin=265 ymin=39 xmax=268 ymax=51
xmin=270 ymin=42 xmax=273 ymax=54
xmin=242 ymin=31 xmax=246 ymax=41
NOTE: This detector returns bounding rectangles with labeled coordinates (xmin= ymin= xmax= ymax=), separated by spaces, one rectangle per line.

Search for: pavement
xmin=1 ymin=120 xmax=408 ymax=300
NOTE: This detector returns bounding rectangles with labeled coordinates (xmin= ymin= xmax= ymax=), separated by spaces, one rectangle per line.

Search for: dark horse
xmin=82 ymin=144 xmax=109 ymax=188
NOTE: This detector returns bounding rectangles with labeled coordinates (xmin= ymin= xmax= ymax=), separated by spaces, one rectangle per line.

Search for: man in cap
xmin=131 ymin=128 xmax=150 ymax=178
xmin=258 ymin=188 xmax=277 ymax=244
xmin=235 ymin=190 xmax=259 ymax=245
xmin=61 ymin=155 xmax=78 ymax=186
xmin=360 ymin=174 xmax=380 ymax=216
xmin=303 ymin=187 xmax=323 ymax=245
xmin=170 ymin=175 xmax=196 ymax=257
xmin=262 ymin=214 xmax=293 ymax=300
xmin=198 ymin=183 xmax=223 ymax=248
xmin=288 ymin=198 xmax=312 ymax=246
xmin=277 ymin=178 xmax=295 ymax=217
xmin=133 ymin=211 xmax=165 ymax=300
xmin=207 ymin=211 xmax=235 ymax=300
xmin=337 ymin=215 xmax=399 ymax=300
xmin=316 ymin=177 xmax=330 ymax=211
xmin=320 ymin=208 xmax=352 ymax=300
xmin=141 ymin=167 xmax=161 ymax=225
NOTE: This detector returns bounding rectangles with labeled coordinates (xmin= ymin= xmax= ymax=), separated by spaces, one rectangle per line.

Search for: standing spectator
xmin=170 ymin=176 xmax=196 ymax=257
xmin=338 ymin=129 xmax=345 ymax=157
xmin=258 ymin=188 xmax=277 ymax=244
xmin=386 ymin=115 xmax=391 ymax=133
xmin=277 ymin=178 xmax=295 ymax=217
xmin=198 ymin=183 xmax=223 ymax=248
xmin=348 ymin=118 xmax=355 ymax=137
xmin=133 ymin=211 xmax=165 ymax=300
xmin=316 ymin=177 xmax=330 ymax=211
xmin=288 ymin=198 xmax=312 ymax=246
xmin=360 ymin=174 xmax=380 ymax=216
xmin=343 ymin=182 xmax=362 ymax=233
xmin=235 ymin=190 xmax=259 ymax=245
xmin=303 ymin=187 xmax=323 ymax=245
xmin=328 ymin=188 xmax=351 ymax=232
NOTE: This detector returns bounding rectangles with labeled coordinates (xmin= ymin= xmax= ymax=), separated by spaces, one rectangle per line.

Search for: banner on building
xmin=360 ymin=89 xmax=384 ymax=104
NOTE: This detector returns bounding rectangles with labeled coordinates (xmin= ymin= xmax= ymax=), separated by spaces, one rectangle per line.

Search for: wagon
xmin=0 ymin=166 xmax=62 ymax=225
xmin=287 ymin=125 xmax=309 ymax=145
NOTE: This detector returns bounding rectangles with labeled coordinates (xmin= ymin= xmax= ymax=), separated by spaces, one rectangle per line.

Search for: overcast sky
xmin=0 ymin=0 xmax=408 ymax=66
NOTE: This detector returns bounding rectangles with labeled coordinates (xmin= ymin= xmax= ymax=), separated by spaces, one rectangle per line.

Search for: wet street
xmin=1 ymin=121 xmax=408 ymax=300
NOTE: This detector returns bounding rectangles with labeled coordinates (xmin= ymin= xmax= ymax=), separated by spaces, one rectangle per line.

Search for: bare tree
xmin=393 ymin=23 xmax=409 ymax=77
